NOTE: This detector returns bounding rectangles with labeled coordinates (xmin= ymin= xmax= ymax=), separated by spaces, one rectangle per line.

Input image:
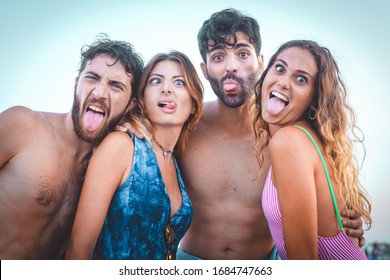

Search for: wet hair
xmin=126 ymin=51 xmax=203 ymax=156
xmin=78 ymin=33 xmax=144 ymax=99
xmin=251 ymin=40 xmax=371 ymax=228
xmin=197 ymin=8 xmax=261 ymax=63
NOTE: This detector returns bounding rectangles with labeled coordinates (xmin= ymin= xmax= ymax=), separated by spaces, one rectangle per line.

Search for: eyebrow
xmin=208 ymin=42 xmax=254 ymax=53
xmin=85 ymin=71 xmax=128 ymax=89
xmin=276 ymin=58 xmax=314 ymax=79
xmin=85 ymin=71 xmax=100 ymax=78
xmin=110 ymin=80 xmax=127 ymax=90
xmin=150 ymin=73 xmax=184 ymax=79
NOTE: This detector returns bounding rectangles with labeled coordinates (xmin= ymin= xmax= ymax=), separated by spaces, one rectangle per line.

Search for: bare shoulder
xmin=88 ymin=131 xmax=135 ymax=184
xmin=102 ymin=130 xmax=133 ymax=143
xmin=269 ymin=126 xmax=312 ymax=155
xmin=0 ymin=106 xmax=50 ymax=149
xmin=269 ymin=126 xmax=324 ymax=173
xmin=0 ymin=106 xmax=44 ymax=127
xmin=200 ymin=100 xmax=218 ymax=123
xmin=94 ymin=131 xmax=134 ymax=157
xmin=191 ymin=101 xmax=218 ymax=135
xmin=203 ymin=100 xmax=217 ymax=112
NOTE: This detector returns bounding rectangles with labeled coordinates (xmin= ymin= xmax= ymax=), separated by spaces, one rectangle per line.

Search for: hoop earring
xmin=309 ymin=107 xmax=317 ymax=120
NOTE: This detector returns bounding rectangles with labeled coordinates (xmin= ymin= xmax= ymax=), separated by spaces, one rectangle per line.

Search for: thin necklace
xmin=151 ymin=136 xmax=173 ymax=159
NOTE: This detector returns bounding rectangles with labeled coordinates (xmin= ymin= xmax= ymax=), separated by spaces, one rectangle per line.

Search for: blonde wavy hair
xmin=251 ymin=40 xmax=372 ymax=228
xmin=121 ymin=51 xmax=203 ymax=157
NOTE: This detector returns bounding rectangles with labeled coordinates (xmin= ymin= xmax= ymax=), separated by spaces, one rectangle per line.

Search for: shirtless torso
xmin=0 ymin=107 xmax=93 ymax=259
xmin=1 ymin=40 xmax=143 ymax=259
xmin=178 ymin=101 xmax=273 ymax=260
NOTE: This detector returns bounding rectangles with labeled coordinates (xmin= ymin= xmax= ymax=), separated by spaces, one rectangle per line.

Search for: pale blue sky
xmin=1 ymin=0 xmax=389 ymax=244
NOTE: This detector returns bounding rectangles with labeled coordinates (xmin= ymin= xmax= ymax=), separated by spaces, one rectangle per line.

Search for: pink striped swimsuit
xmin=262 ymin=126 xmax=367 ymax=260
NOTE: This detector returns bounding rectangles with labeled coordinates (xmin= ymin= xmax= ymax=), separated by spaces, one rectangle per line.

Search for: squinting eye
xmin=85 ymin=75 xmax=98 ymax=80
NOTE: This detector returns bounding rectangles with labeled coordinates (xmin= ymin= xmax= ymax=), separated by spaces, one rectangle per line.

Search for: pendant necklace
xmin=151 ymin=136 xmax=173 ymax=159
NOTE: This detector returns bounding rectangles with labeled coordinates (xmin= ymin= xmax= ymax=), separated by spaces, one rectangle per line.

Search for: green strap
xmin=294 ymin=126 xmax=343 ymax=229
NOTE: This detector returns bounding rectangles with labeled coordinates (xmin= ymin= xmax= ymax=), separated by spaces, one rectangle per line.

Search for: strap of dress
xmin=294 ymin=126 xmax=343 ymax=230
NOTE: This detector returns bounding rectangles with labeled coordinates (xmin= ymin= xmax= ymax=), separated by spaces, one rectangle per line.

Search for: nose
xmin=161 ymin=81 xmax=172 ymax=95
xmin=225 ymin=55 xmax=238 ymax=73
xmin=277 ymin=75 xmax=291 ymax=89
xmin=92 ymin=82 xmax=108 ymax=99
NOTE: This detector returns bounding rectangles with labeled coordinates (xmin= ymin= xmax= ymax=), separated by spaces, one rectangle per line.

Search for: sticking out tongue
xmin=159 ymin=101 xmax=176 ymax=110
xmin=223 ymin=83 xmax=238 ymax=92
xmin=164 ymin=101 xmax=176 ymax=109
xmin=267 ymin=97 xmax=286 ymax=115
xmin=84 ymin=110 xmax=104 ymax=131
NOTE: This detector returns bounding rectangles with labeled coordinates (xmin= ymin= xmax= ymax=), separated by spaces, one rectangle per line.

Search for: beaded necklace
xmin=151 ymin=136 xmax=173 ymax=158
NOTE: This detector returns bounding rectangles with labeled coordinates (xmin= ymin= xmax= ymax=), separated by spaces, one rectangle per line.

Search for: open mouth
xmin=87 ymin=105 xmax=106 ymax=116
xmin=267 ymin=91 xmax=289 ymax=115
xmin=158 ymin=101 xmax=177 ymax=110
xmin=84 ymin=104 xmax=106 ymax=131
xmin=270 ymin=91 xmax=289 ymax=106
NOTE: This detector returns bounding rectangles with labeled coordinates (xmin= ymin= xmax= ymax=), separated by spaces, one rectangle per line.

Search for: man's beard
xmin=71 ymin=91 xmax=122 ymax=143
xmin=207 ymin=70 xmax=260 ymax=108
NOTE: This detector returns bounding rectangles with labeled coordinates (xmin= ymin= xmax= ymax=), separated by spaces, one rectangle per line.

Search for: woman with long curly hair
xmin=251 ymin=40 xmax=371 ymax=259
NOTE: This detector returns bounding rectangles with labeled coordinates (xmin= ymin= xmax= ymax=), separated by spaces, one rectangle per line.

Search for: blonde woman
xmin=251 ymin=40 xmax=371 ymax=259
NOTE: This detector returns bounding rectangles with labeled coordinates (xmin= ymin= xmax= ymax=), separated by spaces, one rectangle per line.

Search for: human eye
xmin=149 ymin=77 xmax=161 ymax=84
xmin=296 ymin=75 xmax=307 ymax=84
xmin=275 ymin=64 xmax=285 ymax=73
xmin=238 ymin=51 xmax=249 ymax=58
xmin=174 ymin=79 xmax=186 ymax=86
xmin=85 ymin=73 xmax=99 ymax=81
xmin=212 ymin=54 xmax=224 ymax=62
xmin=110 ymin=82 xmax=125 ymax=91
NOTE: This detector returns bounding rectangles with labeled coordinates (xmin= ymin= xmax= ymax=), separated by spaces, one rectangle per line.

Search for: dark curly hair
xmin=78 ymin=33 xmax=144 ymax=98
xmin=197 ymin=8 xmax=262 ymax=63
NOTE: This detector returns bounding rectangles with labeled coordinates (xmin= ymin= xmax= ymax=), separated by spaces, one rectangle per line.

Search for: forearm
xmin=65 ymin=238 xmax=95 ymax=260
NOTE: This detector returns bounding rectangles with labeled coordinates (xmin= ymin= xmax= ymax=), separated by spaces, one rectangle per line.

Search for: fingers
xmin=341 ymin=209 xmax=365 ymax=248
xmin=118 ymin=121 xmax=134 ymax=130
xmin=342 ymin=217 xmax=362 ymax=229
xmin=115 ymin=125 xmax=128 ymax=132
xmin=340 ymin=209 xmax=358 ymax=219
xmin=345 ymin=227 xmax=364 ymax=238
xmin=343 ymin=224 xmax=366 ymax=248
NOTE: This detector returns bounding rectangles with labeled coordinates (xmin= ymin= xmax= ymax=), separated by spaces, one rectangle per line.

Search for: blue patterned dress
xmin=92 ymin=134 xmax=193 ymax=259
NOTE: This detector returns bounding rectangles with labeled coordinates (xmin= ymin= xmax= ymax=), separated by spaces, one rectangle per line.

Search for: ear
xmin=74 ymin=76 xmax=79 ymax=86
xmin=124 ymin=98 xmax=138 ymax=114
xmin=200 ymin=62 xmax=209 ymax=81
xmin=258 ymin=54 xmax=264 ymax=72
